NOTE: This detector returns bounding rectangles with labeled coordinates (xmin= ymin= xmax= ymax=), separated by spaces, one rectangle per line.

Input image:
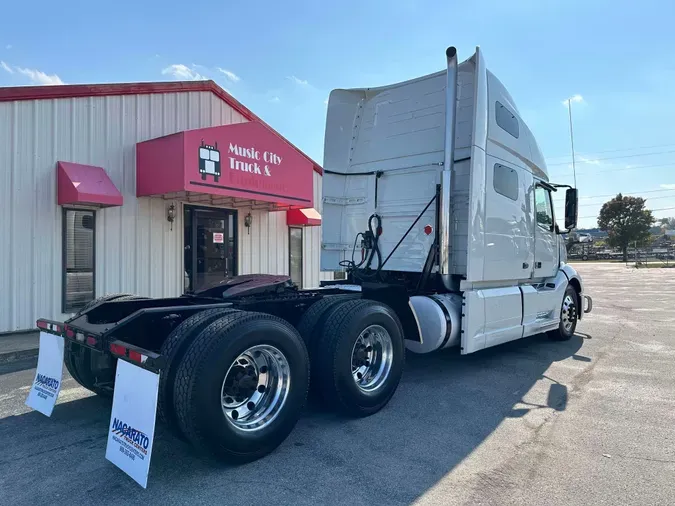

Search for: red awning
xmin=57 ymin=161 xmax=123 ymax=207
xmin=136 ymin=121 xmax=314 ymax=208
xmin=286 ymin=208 xmax=321 ymax=226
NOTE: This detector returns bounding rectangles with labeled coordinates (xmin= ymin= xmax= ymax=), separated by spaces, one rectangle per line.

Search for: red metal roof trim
xmin=0 ymin=80 xmax=323 ymax=176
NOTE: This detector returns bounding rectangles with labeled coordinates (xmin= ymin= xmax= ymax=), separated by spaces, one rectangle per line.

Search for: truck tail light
xmin=65 ymin=326 xmax=75 ymax=338
xmin=86 ymin=336 xmax=97 ymax=346
xmin=128 ymin=350 xmax=143 ymax=363
xmin=109 ymin=343 xmax=148 ymax=364
xmin=110 ymin=343 xmax=126 ymax=356
xmin=36 ymin=320 xmax=62 ymax=333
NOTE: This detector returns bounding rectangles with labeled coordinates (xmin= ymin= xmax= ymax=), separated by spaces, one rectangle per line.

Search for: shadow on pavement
xmin=0 ymin=356 xmax=38 ymax=376
xmin=0 ymin=333 xmax=584 ymax=505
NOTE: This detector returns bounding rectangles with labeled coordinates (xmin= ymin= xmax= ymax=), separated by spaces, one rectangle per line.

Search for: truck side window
xmin=493 ymin=163 xmax=518 ymax=201
xmin=535 ymin=186 xmax=553 ymax=229
xmin=495 ymin=101 xmax=519 ymax=138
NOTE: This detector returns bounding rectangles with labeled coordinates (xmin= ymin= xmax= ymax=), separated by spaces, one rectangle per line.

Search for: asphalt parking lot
xmin=1 ymin=263 xmax=674 ymax=505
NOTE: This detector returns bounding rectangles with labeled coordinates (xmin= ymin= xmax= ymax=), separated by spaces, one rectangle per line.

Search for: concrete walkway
xmin=0 ymin=331 xmax=39 ymax=363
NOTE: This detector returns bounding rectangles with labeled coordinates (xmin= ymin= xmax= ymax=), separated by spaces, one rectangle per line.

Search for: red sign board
xmin=136 ymin=121 xmax=314 ymax=208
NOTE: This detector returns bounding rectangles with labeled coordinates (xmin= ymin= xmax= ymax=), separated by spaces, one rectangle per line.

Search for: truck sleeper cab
xmin=321 ymin=46 xmax=591 ymax=355
xmin=30 ymin=46 xmax=591 ymax=477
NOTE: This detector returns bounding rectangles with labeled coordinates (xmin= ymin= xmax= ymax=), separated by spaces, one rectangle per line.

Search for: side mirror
xmin=564 ymin=188 xmax=578 ymax=230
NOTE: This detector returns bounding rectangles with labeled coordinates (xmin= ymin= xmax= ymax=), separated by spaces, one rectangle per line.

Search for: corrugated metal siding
xmin=0 ymin=90 xmax=320 ymax=332
xmin=303 ymin=171 xmax=323 ymax=287
xmin=235 ymin=171 xmax=329 ymax=289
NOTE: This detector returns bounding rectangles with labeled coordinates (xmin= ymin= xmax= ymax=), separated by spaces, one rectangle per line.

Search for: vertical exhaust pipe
xmin=440 ymin=46 xmax=458 ymax=290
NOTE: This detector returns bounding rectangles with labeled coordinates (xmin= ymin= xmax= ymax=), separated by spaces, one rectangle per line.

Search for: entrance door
xmin=533 ymin=184 xmax=558 ymax=279
xmin=184 ymin=206 xmax=237 ymax=293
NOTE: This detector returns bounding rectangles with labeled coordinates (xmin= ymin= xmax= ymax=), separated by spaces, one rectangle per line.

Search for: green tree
xmin=659 ymin=217 xmax=674 ymax=229
xmin=598 ymin=194 xmax=655 ymax=261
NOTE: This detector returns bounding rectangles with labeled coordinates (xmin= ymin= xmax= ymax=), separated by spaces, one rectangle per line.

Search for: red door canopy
xmin=57 ymin=161 xmax=123 ymax=207
xmin=287 ymin=208 xmax=321 ymax=226
xmin=136 ymin=121 xmax=314 ymax=208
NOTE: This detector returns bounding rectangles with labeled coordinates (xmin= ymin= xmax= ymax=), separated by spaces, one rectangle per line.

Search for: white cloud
xmin=5 ymin=44 xmax=12 ymax=50
xmin=217 ymin=68 xmax=240 ymax=83
xmin=269 ymin=96 xmax=280 ymax=103
xmin=562 ymin=94 xmax=584 ymax=107
xmin=660 ymin=184 xmax=675 ymax=190
xmin=15 ymin=66 xmax=63 ymax=85
xmin=577 ymin=155 xmax=602 ymax=166
xmin=287 ymin=75 xmax=309 ymax=86
xmin=162 ymin=64 xmax=206 ymax=81
xmin=1 ymin=61 xmax=64 ymax=85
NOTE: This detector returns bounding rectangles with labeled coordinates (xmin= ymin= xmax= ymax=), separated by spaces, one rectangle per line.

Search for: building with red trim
xmin=0 ymin=80 xmax=331 ymax=333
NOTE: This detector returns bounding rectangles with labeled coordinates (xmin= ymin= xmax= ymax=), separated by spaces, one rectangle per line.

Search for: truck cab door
xmin=533 ymin=184 xmax=558 ymax=278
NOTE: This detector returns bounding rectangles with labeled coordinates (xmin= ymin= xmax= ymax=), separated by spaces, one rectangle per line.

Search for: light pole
xmin=567 ymin=98 xmax=577 ymax=188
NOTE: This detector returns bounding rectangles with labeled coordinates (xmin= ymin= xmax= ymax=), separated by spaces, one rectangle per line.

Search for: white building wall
xmin=0 ymin=91 xmax=326 ymax=333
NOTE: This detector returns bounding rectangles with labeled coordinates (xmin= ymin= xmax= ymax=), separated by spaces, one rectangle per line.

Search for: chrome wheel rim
xmin=221 ymin=345 xmax=291 ymax=432
xmin=351 ymin=324 xmax=394 ymax=393
xmin=561 ymin=294 xmax=577 ymax=333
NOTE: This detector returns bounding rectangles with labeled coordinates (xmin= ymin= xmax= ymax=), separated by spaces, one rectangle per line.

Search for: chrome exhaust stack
xmin=440 ymin=46 xmax=458 ymax=291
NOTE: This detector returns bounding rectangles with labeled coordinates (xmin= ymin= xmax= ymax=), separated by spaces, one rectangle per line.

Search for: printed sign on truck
xmin=105 ymin=359 xmax=160 ymax=488
xmin=25 ymin=332 xmax=65 ymax=416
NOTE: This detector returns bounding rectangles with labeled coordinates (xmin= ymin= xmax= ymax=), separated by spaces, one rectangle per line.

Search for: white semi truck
xmin=29 ymin=46 xmax=592 ymax=483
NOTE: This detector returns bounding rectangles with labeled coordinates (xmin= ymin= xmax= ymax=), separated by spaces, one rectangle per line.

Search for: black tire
xmin=157 ymin=308 xmax=239 ymax=439
xmin=581 ymin=254 xmax=589 ymax=261
xmin=296 ymin=294 xmax=360 ymax=349
xmin=66 ymin=294 xmax=147 ymax=395
xmin=548 ymin=285 xmax=579 ymax=341
xmin=173 ymin=311 xmax=309 ymax=463
xmin=64 ymin=342 xmax=113 ymax=397
xmin=75 ymin=293 xmax=134 ymax=316
xmin=313 ymin=299 xmax=405 ymax=417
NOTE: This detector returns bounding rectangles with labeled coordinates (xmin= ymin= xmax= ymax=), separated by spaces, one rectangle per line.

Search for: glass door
xmin=184 ymin=206 xmax=237 ymax=293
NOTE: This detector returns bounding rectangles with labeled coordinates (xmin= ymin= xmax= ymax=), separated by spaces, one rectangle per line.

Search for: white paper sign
xmin=105 ymin=359 xmax=160 ymax=489
xmin=25 ymin=332 xmax=65 ymax=417
xmin=213 ymin=232 xmax=224 ymax=244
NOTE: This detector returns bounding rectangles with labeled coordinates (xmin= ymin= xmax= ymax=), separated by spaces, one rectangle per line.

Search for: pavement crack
xmin=611 ymin=454 xmax=675 ymax=464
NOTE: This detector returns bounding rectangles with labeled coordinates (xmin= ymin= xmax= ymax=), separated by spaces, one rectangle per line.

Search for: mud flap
xmin=105 ymin=359 xmax=159 ymax=489
xmin=25 ymin=332 xmax=65 ymax=416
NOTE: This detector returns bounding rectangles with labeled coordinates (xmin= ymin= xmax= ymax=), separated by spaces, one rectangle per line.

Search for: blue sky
xmin=2 ymin=0 xmax=675 ymax=228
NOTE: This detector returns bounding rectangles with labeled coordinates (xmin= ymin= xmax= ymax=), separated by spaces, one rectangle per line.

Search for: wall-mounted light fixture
xmin=244 ymin=212 xmax=252 ymax=235
xmin=167 ymin=203 xmax=176 ymax=231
